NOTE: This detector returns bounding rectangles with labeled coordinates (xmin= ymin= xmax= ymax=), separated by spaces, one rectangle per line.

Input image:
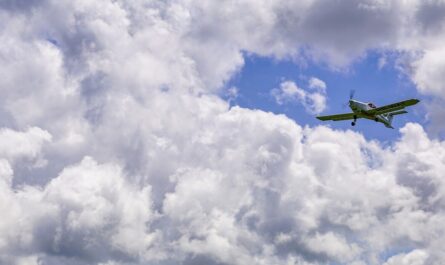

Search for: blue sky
xmin=227 ymin=52 xmax=425 ymax=143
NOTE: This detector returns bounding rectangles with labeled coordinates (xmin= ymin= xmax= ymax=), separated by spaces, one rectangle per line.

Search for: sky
xmin=1 ymin=1 xmax=445 ymax=265
xmin=227 ymin=52 xmax=425 ymax=142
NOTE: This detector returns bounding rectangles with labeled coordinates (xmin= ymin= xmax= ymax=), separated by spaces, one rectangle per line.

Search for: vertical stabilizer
xmin=388 ymin=110 xmax=408 ymax=127
xmin=382 ymin=113 xmax=395 ymax=129
xmin=388 ymin=114 xmax=394 ymax=126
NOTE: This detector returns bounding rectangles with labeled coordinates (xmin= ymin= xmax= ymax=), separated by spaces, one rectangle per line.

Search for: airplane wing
xmin=369 ymin=99 xmax=420 ymax=115
xmin=316 ymin=112 xmax=356 ymax=121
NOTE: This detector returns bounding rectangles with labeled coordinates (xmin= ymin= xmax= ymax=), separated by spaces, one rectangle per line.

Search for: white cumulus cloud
xmin=271 ymin=80 xmax=327 ymax=114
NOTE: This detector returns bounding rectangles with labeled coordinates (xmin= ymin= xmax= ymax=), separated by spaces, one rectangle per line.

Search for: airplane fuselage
xmin=349 ymin=100 xmax=394 ymax=128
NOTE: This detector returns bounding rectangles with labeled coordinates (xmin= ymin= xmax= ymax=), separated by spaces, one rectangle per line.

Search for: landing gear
xmin=375 ymin=118 xmax=379 ymax=122
xmin=351 ymin=115 xmax=357 ymax=126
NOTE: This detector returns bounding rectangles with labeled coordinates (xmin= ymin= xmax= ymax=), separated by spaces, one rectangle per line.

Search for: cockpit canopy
xmin=368 ymin=102 xmax=376 ymax=108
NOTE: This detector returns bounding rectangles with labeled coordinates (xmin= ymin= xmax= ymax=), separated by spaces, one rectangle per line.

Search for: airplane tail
xmin=386 ymin=110 xmax=408 ymax=128
xmin=389 ymin=110 xmax=408 ymax=116
xmin=388 ymin=115 xmax=394 ymax=127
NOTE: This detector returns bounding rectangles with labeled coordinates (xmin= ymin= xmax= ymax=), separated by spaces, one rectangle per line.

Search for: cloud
xmin=2 ymin=104 xmax=445 ymax=265
xmin=424 ymin=99 xmax=445 ymax=138
xmin=383 ymin=249 xmax=428 ymax=265
xmin=308 ymin=77 xmax=326 ymax=93
xmin=0 ymin=0 xmax=43 ymax=12
xmin=271 ymin=81 xmax=306 ymax=105
xmin=1 ymin=1 xmax=445 ymax=265
xmin=411 ymin=47 xmax=445 ymax=98
xmin=223 ymin=86 xmax=239 ymax=104
xmin=43 ymin=157 xmax=156 ymax=260
xmin=304 ymin=232 xmax=361 ymax=262
xmin=0 ymin=127 xmax=51 ymax=163
xmin=271 ymin=80 xmax=327 ymax=114
xmin=0 ymin=157 xmax=157 ymax=264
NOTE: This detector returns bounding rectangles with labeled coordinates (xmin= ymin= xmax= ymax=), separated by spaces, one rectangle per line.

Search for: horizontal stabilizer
xmin=389 ymin=110 xmax=408 ymax=116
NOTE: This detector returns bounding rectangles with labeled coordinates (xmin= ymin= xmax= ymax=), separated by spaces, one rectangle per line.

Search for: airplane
xmin=316 ymin=91 xmax=420 ymax=128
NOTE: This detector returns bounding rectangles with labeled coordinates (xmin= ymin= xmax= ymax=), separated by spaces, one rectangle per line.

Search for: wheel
xmin=375 ymin=118 xmax=378 ymax=122
xmin=351 ymin=121 xmax=356 ymax=126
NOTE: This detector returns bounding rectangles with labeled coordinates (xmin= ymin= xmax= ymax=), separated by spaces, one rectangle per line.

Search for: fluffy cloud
xmin=0 ymin=156 xmax=156 ymax=265
xmin=0 ymin=127 xmax=51 ymax=164
xmin=308 ymin=77 xmax=326 ymax=93
xmin=271 ymin=80 xmax=327 ymax=114
xmin=1 ymin=1 xmax=445 ymax=265
xmin=383 ymin=249 xmax=428 ymax=265
xmin=411 ymin=47 xmax=445 ymax=98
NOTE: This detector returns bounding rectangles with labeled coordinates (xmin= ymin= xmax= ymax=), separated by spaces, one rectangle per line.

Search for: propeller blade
xmin=349 ymin=89 xmax=355 ymax=100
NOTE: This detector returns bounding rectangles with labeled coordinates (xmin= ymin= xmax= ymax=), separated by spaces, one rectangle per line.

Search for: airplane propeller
xmin=342 ymin=89 xmax=356 ymax=109
xmin=349 ymin=89 xmax=355 ymax=100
